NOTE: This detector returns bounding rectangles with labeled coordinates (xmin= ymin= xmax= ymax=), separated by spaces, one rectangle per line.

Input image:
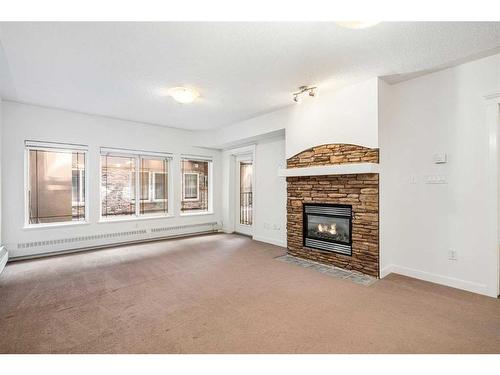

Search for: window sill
xmin=23 ymin=221 xmax=90 ymax=230
xmin=98 ymin=214 xmax=174 ymax=224
xmin=179 ymin=211 xmax=214 ymax=217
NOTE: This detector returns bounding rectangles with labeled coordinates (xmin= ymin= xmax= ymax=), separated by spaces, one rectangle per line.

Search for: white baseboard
xmin=252 ymin=235 xmax=286 ymax=248
xmin=386 ymin=264 xmax=495 ymax=298
xmin=379 ymin=264 xmax=394 ymax=278
xmin=0 ymin=246 xmax=8 ymax=276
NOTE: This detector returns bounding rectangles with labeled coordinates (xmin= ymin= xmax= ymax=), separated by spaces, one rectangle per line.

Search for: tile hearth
xmin=276 ymin=254 xmax=377 ymax=286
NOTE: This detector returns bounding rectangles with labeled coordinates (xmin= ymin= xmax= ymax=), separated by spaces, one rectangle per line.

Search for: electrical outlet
xmin=448 ymin=249 xmax=458 ymax=261
xmin=425 ymin=175 xmax=447 ymax=184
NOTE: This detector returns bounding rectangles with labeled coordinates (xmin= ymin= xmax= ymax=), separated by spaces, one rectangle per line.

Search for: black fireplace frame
xmin=302 ymin=203 xmax=353 ymax=256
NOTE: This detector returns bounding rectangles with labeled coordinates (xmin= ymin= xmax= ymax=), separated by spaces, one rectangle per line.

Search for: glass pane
xmin=140 ymin=172 xmax=150 ymax=201
xmin=154 ymin=173 xmax=166 ymax=199
xmin=184 ymin=173 xmax=198 ymax=199
xmin=181 ymin=159 xmax=209 ymax=213
xmin=28 ymin=149 xmax=86 ymax=224
xmin=307 ymin=214 xmax=351 ymax=244
xmin=139 ymin=158 xmax=168 ymax=215
xmin=239 ymin=162 xmax=253 ymax=225
xmin=101 ymin=155 xmax=136 ymax=217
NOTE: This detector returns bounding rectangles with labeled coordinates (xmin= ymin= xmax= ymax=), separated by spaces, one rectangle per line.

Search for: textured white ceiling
xmin=1 ymin=22 xmax=500 ymax=130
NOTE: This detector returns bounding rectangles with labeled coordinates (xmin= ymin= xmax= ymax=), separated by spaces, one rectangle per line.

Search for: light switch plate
xmin=433 ymin=153 xmax=447 ymax=164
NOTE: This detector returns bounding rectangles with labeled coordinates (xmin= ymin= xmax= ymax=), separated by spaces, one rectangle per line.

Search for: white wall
xmin=0 ymin=97 xmax=2 ymax=247
xmin=379 ymin=53 xmax=500 ymax=297
xmin=253 ymin=137 xmax=287 ymax=247
xmin=211 ymin=54 xmax=500 ymax=297
xmin=0 ymin=98 xmax=5 ymax=274
xmin=199 ymin=78 xmax=379 ymax=158
xmin=0 ymin=97 xmax=6 ymax=274
xmin=285 ymin=78 xmax=378 ymax=158
xmin=1 ymin=101 xmax=222 ymax=258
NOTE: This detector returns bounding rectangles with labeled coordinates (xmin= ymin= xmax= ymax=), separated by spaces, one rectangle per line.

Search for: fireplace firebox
xmin=303 ymin=203 xmax=352 ymax=256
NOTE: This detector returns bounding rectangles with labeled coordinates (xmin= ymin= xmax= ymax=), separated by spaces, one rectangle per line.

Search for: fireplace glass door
xmin=306 ymin=215 xmax=351 ymax=244
xmin=303 ymin=204 xmax=352 ymax=256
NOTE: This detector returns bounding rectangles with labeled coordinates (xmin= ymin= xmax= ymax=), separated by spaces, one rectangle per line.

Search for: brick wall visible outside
xmin=286 ymin=144 xmax=379 ymax=277
xmin=181 ymin=160 xmax=209 ymax=212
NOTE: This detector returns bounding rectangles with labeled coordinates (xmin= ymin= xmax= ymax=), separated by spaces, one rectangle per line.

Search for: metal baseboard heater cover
xmin=0 ymin=247 xmax=8 ymax=275
xmin=12 ymin=222 xmax=220 ymax=260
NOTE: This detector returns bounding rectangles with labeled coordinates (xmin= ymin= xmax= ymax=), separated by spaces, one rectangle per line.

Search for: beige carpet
xmin=0 ymin=233 xmax=499 ymax=353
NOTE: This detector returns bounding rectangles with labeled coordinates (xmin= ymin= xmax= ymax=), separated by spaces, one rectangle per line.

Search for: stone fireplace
xmin=286 ymin=144 xmax=379 ymax=277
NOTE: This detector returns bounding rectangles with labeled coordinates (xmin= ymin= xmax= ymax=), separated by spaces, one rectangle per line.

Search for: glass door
xmin=235 ymin=156 xmax=253 ymax=235
xmin=239 ymin=162 xmax=253 ymax=226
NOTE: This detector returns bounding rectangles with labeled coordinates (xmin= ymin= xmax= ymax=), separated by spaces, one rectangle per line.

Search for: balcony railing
xmin=240 ymin=192 xmax=253 ymax=225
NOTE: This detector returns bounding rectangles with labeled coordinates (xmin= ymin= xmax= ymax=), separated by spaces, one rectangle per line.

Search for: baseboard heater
xmin=0 ymin=247 xmax=8 ymax=275
xmin=10 ymin=222 xmax=220 ymax=261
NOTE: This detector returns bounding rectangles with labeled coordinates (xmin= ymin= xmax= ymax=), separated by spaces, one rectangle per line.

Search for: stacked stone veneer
xmin=287 ymin=144 xmax=380 ymax=277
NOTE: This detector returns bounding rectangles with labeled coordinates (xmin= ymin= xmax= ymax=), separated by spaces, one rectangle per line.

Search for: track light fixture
xmin=292 ymin=85 xmax=318 ymax=103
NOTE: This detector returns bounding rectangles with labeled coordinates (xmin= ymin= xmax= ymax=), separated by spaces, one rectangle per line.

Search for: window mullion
xmin=150 ymin=171 xmax=153 ymax=202
xmin=135 ymin=156 xmax=140 ymax=217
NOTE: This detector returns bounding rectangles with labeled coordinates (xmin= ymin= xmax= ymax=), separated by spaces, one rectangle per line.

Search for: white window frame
xmin=180 ymin=156 xmax=213 ymax=216
xmin=152 ymin=171 xmax=168 ymax=202
xmin=24 ymin=140 xmax=89 ymax=228
xmin=99 ymin=148 xmax=173 ymax=221
xmin=182 ymin=172 xmax=200 ymax=201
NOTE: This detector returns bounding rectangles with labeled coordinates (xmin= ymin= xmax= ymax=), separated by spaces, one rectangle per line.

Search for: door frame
xmin=222 ymin=145 xmax=256 ymax=236
xmin=234 ymin=154 xmax=254 ymax=236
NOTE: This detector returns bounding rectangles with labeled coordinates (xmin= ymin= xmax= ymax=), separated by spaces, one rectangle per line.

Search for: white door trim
xmin=222 ymin=145 xmax=256 ymax=236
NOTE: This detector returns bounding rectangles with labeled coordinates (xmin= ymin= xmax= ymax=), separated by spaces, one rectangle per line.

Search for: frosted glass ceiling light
xmin=169 ymin=87 xmax=200 ymax=104
xmin=336 ymin=21 xmax=380 ymax=29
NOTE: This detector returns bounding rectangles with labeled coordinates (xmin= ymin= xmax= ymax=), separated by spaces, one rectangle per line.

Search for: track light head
xmin=292 ymin=85 xmax=318 ymax=103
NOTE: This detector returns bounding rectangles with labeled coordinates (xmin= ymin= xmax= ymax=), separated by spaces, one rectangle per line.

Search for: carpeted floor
xmin=0 ymin=233 xmax=499 ymax=353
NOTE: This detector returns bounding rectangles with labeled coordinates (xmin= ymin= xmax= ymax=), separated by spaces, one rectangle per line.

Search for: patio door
xmin=235 ymin=155 xmax=253 ymax=236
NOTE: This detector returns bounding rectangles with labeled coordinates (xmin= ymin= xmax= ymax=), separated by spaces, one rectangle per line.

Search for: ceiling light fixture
xmin=336 ymin=21 xmax=380 ymax=29
xmin=292 ymin=85 xmax=318 ymax=103
xmin=169 ymin=87 xmax=200 ymax=104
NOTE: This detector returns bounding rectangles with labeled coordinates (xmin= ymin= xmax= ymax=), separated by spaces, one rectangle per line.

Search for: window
xmin=72 ymin=169 xmax=85 ymax=206
xmin=101 ymin=149 xmax=170 ymax=219
xmin=183 ymin=173 xmax=199 ymax=201
xmin=140 ymin=171 xmax=150 ymax=201
xmin=152 ymin=172 xmax=167 ymax=202
xmin=181 ymin=158 xmax=211 ymax=214
xmin=26 ymin=141 xmax=87 ymax=225
xmin=139 ymin=157 xmax=168 ymax=215
xmin=101 ymin=154 xmax=136 ymax=218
